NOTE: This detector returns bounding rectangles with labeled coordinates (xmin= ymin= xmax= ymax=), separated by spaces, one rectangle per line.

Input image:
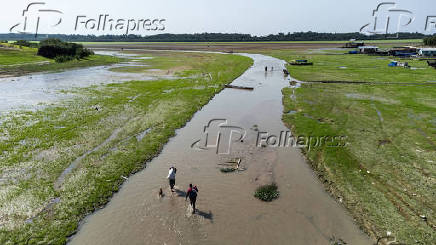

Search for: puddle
xmin=287 ymin=110 xmax=297 ymax=115
xmin=70 ymin=52 xmax=370 ymax=245
xmin=339 ymin=66 xmax=347 ymax=69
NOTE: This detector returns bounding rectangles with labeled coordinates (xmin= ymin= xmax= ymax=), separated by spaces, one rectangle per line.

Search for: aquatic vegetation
xmin=0 ymin=51 xmax=253 ymax=244
xmin=254 ymin=184 xmax=280 ymax=202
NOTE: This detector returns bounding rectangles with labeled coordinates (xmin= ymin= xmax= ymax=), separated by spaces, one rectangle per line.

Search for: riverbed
xmin=69 ymin=53 xmax=371 ymax=245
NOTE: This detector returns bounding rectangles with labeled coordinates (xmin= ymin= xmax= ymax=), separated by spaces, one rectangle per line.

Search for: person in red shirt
xmin=185 ymin=184 xmax=199 ymax=214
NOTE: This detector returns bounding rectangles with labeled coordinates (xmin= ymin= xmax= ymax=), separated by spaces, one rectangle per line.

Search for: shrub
xmin=254 ymin=183 xmax=280 ymax=202
xmin=14 ymin=40 xmax=38 ymax=48
xmin=37 ymin=38 xmax=93 ymax=60
xmin=424 ymin=35 xmax=436 ymax=46
xmin=54 ymin=55 xmax=75 ymax=63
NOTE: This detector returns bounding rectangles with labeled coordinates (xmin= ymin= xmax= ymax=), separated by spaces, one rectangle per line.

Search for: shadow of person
xmin=195 ymin=210 xmax=214 ymax=223
xmin=174 ymin=189 xmax=187 ymax=197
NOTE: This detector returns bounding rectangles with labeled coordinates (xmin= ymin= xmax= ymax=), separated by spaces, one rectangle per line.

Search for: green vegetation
xmin=254 ymin=184 xmax=280 ymax=202
xmin=0 ymin=42 xmax=119 ymax=77
xmin=281 ymin=72 xmax=435 ymax=243
xmin=110 ymin=51 xmax=222 ymax=77
xmin=272 ymin=46 xmax=435 ymax=243
xmin=79 ymin=39 xmax=423 ymax=45
xmin=424 ymin=35 xmax=436 ymax=46
xmin=0 ymin=32 xmax=426 ymax=42
xmin=0 ymin=43 xmax=49 ymax=66
xmin=14 ymin=40 xmax=39 ymax=48
xmin=267 ymin=49 xmax=436 ymax=83
xmin=37 ymin=39 xmax=94 ymax=61
xmin=0 ymin=51 xmax=252 ymax=244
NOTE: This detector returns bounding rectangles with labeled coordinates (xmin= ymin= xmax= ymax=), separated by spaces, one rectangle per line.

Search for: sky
xmin=1 ymin=0 xmax=435 ymax=36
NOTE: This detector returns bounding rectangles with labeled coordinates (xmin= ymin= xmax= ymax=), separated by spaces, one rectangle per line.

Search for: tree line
xmin=0 ymin=32 xmax=429 ymax=42
xmin=424 ymin=35 xmax=436 ymax=46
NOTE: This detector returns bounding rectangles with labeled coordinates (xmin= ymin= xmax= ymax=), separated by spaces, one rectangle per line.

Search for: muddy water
xmin=70 ymin=54 xmax=371 ymax=245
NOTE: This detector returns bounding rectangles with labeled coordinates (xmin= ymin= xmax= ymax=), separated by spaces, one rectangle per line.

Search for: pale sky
xmin=1 ymin=0 xmax=435 ymax=36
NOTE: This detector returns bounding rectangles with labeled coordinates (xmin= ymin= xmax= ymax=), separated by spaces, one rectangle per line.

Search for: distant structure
xmin=344 ymin=39 xmax=365 ymax=48
xmin=358 ymin=46 xmax=379 ymax=54
xmin=389 ymin=46 xmax=418 ymax=57
xmin=419 ymin=48 xmax=436 ymax=57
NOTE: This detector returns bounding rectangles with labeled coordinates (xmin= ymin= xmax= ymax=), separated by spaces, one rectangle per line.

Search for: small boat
xmin=289 ymin=59 xmax=313 ymax=66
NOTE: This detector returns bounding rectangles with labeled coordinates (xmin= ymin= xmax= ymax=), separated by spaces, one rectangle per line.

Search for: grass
xmin=109 ymin=51 xmax=217 ymax=76
xmin=265 ymin=49 xmax=436 ymax=83
xmin=254 ymin=184 xmax=280 ymax=202
xmin=0 ymin=45 xmax=48 ymax=66
xmin=282 ymin=82 xmax=435 ymax=244
xmin=272 ymin=46 xmax=436 ymax=244
xmin=0 ymin=43 xmax=120 ymax=76
xmin=0 ymin=51 xmax=253 ymax=244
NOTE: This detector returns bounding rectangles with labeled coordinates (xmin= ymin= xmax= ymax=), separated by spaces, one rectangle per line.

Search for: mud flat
xmin=70 ymin=54 xmax=370 ymax=245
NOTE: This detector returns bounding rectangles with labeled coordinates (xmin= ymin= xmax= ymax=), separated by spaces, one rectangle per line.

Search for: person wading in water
xmin=185 ymin=184 xmax=199 ymax=214
xmin=167 ymin=167 xmax=177 ymax=192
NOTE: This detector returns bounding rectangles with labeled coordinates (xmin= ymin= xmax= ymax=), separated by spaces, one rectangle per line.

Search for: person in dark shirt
xmin=185 ymin=184 xmax=199 ymax=214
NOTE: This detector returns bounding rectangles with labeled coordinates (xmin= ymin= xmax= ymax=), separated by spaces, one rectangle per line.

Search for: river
xmin=69 ymin=53 xmax=371 ymax=245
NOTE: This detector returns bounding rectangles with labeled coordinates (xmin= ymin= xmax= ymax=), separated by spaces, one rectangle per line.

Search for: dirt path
xmin=69 ymin=53 xmax=371 ymax=245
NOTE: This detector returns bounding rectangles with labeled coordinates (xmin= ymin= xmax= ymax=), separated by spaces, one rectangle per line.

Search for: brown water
xmin=70 ymin=53 xmax=371 ymax=245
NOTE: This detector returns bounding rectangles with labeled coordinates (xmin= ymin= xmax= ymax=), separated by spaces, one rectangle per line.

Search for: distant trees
xmin=424 ymin=35 xmax=436 ymax=46
xmin=14 ymin=40 xmax=38 ymax=48
xmin=0 ymin=32 xmax=429 ymax=43
xmin=37 ymin=38 xmax=94 ymax=62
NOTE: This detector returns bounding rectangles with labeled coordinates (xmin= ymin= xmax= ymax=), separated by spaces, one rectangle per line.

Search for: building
xmin=344 ymin=39 xmax=365 ymax=48
xmin=358 ymin=46 xmax=379 ymax=54
xmin=389 ymin=46 xmax=418 ymax=57
xmin=419 ymin=48 xmax=436 ymax=57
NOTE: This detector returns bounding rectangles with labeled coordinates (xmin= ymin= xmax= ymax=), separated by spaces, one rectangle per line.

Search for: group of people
xmin=264 ymin=66 xmax=274 ymax=71
xmin=167 ymin=167 xmax=199 ymax=214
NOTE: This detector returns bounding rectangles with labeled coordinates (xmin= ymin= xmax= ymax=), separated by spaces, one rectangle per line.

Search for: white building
xmin=419 ymin=48 xmax=436 ymax=57
xmin=358 ymin=46 xmax=378 ymax=54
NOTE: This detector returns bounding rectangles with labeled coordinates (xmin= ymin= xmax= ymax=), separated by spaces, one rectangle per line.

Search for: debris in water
xmin=329 ymin=236 xmax=347 ymax=245
xmin=224 ymin=84 xmax=254 ymax=90
xmin=219 ymin=158 xmax=243 ymax=173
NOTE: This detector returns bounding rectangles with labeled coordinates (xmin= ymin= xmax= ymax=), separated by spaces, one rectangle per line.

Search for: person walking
xmin=185 ymin=184 xmax=199 ymax=214
xmin=167 ymin=167 xmax=177 ymax=192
